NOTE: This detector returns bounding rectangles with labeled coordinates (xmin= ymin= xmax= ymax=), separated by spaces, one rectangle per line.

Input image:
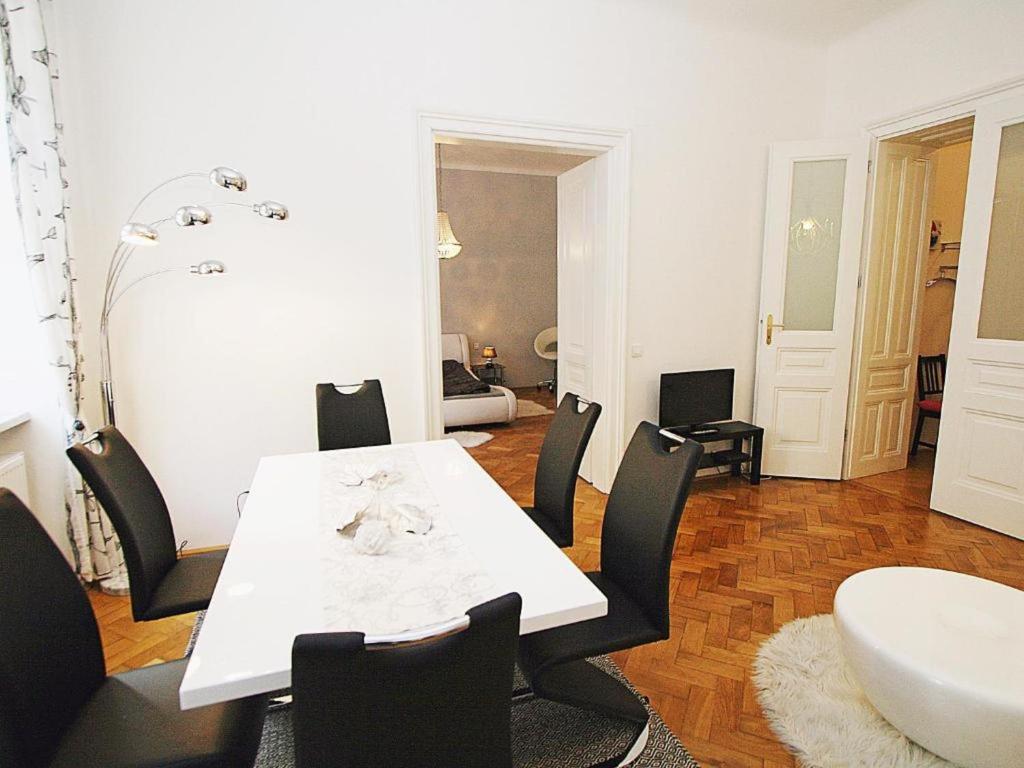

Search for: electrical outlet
xmin=473 ymin=342 xmax=480 ymax=349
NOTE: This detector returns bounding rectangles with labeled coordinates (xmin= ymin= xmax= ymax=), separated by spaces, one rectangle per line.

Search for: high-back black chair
xmin=522 ymin=393 xmax=601 ymax=547
xmin=292 ymin=592 xmax=521 ymax=768
xmin=0 ymin=488 xmax=266 ymax=768
xmin=67 ymin=427 xmax=226 ymax=622
xmin=911 ymin=353 xmax=946 ymax=455
xmin=517 ymin=423 xmax=703 ymax=764
xmin=315 ymin=380 xmax=392 ymax=451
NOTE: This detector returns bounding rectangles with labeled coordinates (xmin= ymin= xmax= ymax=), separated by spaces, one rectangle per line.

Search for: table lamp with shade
xmin=482 ymin=346 xmax=497 ymax=367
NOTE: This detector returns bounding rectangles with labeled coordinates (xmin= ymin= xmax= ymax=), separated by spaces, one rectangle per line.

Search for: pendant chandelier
xmin=435 ymin=143 xmax=462 ymax=260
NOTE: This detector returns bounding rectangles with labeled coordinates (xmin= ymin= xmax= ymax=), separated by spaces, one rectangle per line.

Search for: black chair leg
xmin=911 ymin=410 xmax=926 ymax=456
xmin=530 ymin=660 xmax=649 ymax=767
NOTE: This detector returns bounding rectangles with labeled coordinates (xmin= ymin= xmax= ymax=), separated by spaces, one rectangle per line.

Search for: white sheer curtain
xmin=1 ymin=0 xmax=124 ymax=583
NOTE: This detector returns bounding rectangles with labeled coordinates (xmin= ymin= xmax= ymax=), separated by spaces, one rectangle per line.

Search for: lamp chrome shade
xmin=190 ymin=260 xmax=226 ymax=275
xmin=174 ymin=205 xmax=213 ymax=227
xmin=210 ymin=166 xmax=247 ymax=192
xmin=120 ymin=222 xmax=160 ymax=246
xmin=436 ymin=211 xmax=462 ymax=260
xmin=253 ymin=200 xmax=289 ymax=220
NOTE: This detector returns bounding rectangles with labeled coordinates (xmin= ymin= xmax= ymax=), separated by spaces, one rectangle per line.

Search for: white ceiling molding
xmin=438 ymin=142 xmax=594 ymax=177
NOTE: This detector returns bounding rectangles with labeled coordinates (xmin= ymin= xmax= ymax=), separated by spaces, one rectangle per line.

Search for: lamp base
xmin=100 ymin=572 xmax=131 ymax=596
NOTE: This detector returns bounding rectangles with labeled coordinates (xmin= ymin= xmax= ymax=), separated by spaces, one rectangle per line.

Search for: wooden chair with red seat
xmin=911 ymin=353 xmax=946 ymax=456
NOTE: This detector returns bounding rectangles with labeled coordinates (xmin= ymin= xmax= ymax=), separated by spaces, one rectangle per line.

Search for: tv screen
xmin=659 ymin=369 xmax=734 ymax=429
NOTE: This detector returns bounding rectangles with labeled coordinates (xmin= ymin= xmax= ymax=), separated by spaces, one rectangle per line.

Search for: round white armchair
xmin=533 ymin=326 xmax=557 ymax=392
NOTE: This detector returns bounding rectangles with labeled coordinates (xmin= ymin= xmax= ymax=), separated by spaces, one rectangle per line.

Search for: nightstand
xmin=472 ymin=363 xmax=505 ymax=386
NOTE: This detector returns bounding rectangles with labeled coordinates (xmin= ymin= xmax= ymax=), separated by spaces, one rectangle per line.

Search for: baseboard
xmin=182 ymin=545 xmax=229 ymax=556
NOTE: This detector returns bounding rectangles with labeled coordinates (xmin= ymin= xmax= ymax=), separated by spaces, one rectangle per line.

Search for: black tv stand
xmin=662 ymin=420 xmax=763 ymax=485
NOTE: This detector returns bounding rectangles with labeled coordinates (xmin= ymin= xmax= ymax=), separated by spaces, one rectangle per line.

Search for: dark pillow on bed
xmin=442 ymin=359 xmax=491 ymax=397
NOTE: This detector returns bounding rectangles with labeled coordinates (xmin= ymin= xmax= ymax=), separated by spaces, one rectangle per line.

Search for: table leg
xmin=750 ymin=431 xmax=762 ymax=485
xmin=731 ymin=438 xmax=743 ymax=477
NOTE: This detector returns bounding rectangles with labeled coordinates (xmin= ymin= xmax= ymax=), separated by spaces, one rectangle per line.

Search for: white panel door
xmin=847 ymin=143 xmax=932 ymax=478
xmin=557 ymin=159 xmax=597 ymax=482
xmin=932 ymin=95 xmax=1024 ymax=539
xmin=753 ymin=139 xmax=870 ymax=479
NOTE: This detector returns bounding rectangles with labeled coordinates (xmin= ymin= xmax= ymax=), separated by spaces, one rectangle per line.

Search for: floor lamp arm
xmin=107 ymin=267 xmax=184 ymax=313
xmin=96 ymin=166 xmax=273 ymax=427
xmin=124 ymin=171 xmax=207 ymax=223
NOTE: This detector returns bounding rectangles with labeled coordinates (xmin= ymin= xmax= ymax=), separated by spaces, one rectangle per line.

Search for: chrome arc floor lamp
xmin=99 ymin=166 xmax=288 ymax=426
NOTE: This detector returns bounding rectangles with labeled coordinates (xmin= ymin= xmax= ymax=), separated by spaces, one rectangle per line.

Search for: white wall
xmin=53 ymin=1 xmax=827 ymax=547
xmin=824 ymin=0 xmax=1024 ymax=132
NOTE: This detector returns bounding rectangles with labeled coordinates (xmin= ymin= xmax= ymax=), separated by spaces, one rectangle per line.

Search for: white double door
xmin=755 ymin=94 xmax=1024 ymax=539
xmin=931 ymin=94 xmax=1024 ymax=539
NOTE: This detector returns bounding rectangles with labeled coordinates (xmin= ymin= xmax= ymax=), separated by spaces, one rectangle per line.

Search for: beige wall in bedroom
xmin=439 ymin=169 xmax=556 ymax=389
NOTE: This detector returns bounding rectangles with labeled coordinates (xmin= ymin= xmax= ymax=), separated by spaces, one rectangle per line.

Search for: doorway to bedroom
xmin=433 ymin=139 xmax=593 ymax=464
xmin=420 ymin=115 xmax=630 ymax=494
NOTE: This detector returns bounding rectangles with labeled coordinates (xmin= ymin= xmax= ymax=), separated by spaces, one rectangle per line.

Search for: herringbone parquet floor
xmin=88 ymin=390 xmax=1024 ymax=767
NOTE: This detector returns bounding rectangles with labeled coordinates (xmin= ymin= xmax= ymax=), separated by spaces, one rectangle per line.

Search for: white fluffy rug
xmin=446 ymin=431 xmax=494 ymax=448
xmin=517 ymin=400 xmax=555 ymax=418
xmin=753 ymin=615 xmax=957 ymax=768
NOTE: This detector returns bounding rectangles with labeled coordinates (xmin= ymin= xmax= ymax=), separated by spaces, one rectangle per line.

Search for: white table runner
xmin=319 ymin=447 xmax=499 ymax=636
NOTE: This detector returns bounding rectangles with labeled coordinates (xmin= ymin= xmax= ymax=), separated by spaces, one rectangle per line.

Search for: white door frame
xmin=843 ymin=76 xmax=1024 ymax=478
xmin=416 ymin=113 xmax=631 ymax=492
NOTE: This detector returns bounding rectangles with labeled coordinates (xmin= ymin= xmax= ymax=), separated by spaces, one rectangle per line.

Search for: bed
xmin=441 ymin=333 xmax=517 ymax=428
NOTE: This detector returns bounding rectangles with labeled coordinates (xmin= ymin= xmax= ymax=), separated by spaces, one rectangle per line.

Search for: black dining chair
xmin=0 ymin=488 xmax=267 ymax=768
xmin=315 ymin=380 xmax=392 ymax=451
xmin=517 ymin=422 xmax=703 ymax=763
xmin=522 ymin=392 xmax=602 ymax=548
xmin=292 ymin=592 xmax=521 ymax=768
xmin=911 ymin=354 xmax=946 ymax=455
xmin=67 ymin=427 xmax=225 ymax=622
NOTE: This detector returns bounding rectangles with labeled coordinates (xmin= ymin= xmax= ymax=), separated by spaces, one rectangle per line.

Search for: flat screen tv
xmin=659 ymin=369 xmax=734 ymax=430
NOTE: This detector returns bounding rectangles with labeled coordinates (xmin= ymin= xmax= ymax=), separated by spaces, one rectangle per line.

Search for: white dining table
xmin=179 ymin=438 xmax=608 ymax=710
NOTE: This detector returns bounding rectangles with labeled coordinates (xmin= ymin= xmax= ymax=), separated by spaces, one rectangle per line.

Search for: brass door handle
xmin=766 ymin=313 xmax=785 ymax=345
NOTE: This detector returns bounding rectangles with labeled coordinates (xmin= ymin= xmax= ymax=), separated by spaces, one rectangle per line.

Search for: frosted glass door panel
xmin=978 ymin=121 xmax=1024 ymax=341
xmin=782 ymin=159 xmax=847 ymax=331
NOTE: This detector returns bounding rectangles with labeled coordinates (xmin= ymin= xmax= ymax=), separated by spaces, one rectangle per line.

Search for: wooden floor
xmin=89 ymin=392 xmax=1024 ymax=767
xmin=850 ymin=449 xmax=935 ymax=508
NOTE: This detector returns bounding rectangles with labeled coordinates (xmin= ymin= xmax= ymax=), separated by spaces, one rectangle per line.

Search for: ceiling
xmin=892 ymin=116 xmax=975 ymax=149
xmin=436 ymin=140 xmax=595 ymax=177
xmin=682 ymin=0 xmax=918 ymax=43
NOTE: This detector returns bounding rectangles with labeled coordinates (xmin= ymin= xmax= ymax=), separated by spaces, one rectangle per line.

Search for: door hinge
xmin=857 ymin=273 xmax=863 ymax=288
xmin=867 ymin=159 xmax=873 ymax=173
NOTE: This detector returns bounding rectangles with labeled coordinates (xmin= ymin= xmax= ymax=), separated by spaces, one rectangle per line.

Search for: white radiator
xmin=0 ymin=452 xmax=30 ymax=507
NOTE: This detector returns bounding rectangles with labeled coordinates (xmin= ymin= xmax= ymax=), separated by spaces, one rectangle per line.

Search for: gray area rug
xmin=188 ymin=614 xmax=699 ymax=767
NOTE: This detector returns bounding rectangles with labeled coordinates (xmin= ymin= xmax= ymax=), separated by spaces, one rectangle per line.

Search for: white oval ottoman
xmin=834 ymin=567 xmax=1024 ymax=768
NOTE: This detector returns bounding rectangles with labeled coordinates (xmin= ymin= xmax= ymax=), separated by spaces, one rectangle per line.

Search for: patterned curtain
xmin=1 ymin=0 xmax=124 ymax=583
